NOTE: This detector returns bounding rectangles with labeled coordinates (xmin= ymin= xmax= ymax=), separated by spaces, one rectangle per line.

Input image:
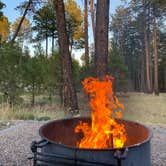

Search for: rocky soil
xmin=0 ymin=121 xmax=165 ymax=166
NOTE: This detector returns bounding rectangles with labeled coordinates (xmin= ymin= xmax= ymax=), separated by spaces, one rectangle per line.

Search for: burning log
xmin=75 ymin=75 xmax=126 ymax=149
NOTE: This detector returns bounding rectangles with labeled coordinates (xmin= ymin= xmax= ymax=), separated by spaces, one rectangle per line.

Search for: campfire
xmin=75 ymin=75 xmax=126 ymax=149
xmin=30 ymin=76 xmax=152 ymax=166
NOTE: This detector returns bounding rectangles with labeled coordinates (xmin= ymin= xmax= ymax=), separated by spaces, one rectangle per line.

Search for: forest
xmin=0 ymin=0 xmax=165 ymax=114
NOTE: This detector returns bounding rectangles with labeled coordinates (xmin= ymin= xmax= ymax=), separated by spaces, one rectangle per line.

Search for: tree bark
xmin=89 ymin=0 xmax=95 ymax=41
xmin=0 ymin=35 xmax=2 ymax=48
xmin=147 ymin=6 xmax=153 ymax=91
xmin=32 ymin=82 xmax=35 ymax=106
xmin=153 ymin=11 xmax=159 ymax=95
xmin=53 ymin=0 xmax=78 ymax=113
xmin=143 ymin=0 xmax=152 ymax=93
xmin=95 ymin=0 xmax=110 ymax=78
xmin=140 ymin=49 xmax=146 ymax=92
xmin=84 ymin=0 xmax=89 ymax=66
xmin=11 ymin=0 xmax=32 ymax=43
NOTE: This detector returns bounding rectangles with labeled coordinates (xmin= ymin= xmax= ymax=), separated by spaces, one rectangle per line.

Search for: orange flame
xmin=75 ymin=75 xmax=126 ymax=149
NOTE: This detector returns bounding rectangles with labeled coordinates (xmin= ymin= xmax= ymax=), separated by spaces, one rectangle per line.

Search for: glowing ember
xmin=75 ymin=75 xmax=126 ymax=149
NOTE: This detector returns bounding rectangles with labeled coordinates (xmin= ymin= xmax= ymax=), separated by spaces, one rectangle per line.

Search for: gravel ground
xmin=0 ymin=121 xmax=166 ymax=166
xmin=0 ymin=121 xmax=43 ymax=166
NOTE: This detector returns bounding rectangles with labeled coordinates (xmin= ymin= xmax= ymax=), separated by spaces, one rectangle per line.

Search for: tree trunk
xmin=153 ymin=11 xmax=159 ymax=95
xmin=32 ymin=82 xmax=35 ymax=106
xmin=143 ymin=0 xmax=152 ymax=93
xmin=140 ymin=49 xmax=146 ymax=92
xmin=46 ymin=35 xmax=48 ymax=57
xmin=147 ymin=6 xmax=153 ymax=91
xmin=95 ymin=0 xmax=110 ymax=78
xmin=145 ymin=28 xmax=151 ymax=93
xmin=48 ymin=86 xmax=52 ymax=105
xmin=89 ymin=0 xmax=95 ymax=41
xmin=0 ymin=35 xmax=2 ymax=48
xmin=11 ymin=0 xmax=32 ymax=43
xmin=84 ymin=0 xmax=89 ymax=66
xmin=53 ymin=0 xmax=78 ymax=113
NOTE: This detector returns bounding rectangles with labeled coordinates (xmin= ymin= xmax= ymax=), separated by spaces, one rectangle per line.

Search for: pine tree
xmin=53 ymin=0 xmax=79 ymax=113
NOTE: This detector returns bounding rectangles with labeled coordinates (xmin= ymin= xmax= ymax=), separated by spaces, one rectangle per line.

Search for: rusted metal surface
xmin=31 ymin=117 xmax=152 ymax=166
xmin=40 ymin=117 xmax=152 ymax=149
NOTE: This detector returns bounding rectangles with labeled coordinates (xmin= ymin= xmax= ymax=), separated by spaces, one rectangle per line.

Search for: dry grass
xmin=78 ymin=92 xmax=166 ymax=124
xmin=0 ymin=102 xmax=65 ymax=122
xmin=0 ymin=92 xmax=165 ymax=126
xmin=120 ymin=92 xmax=166 ymax=124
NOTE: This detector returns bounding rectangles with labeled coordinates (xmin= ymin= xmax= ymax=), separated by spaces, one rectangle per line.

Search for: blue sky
xmin=2 ymin=0 xmax=124 ymax=35
xmin=2 ymin=0 xmax=124 ymax=60
xmin=2 ymin=0 xmax=23 ymax=23
xmin=2 ymin=0 xmax=123 ymax=23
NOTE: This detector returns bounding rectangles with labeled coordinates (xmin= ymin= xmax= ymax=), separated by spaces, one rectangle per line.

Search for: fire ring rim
xmin=39 ymin=117 xmax=153 ymax=151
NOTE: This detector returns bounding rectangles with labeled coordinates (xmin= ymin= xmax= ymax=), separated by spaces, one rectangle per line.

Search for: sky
xmin=2 ymin=0 xmax=124 ymax=60
xmin=2 ymin=0 xmax=123 ymax=22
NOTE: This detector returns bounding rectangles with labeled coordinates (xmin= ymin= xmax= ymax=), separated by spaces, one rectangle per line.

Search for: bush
xmin=14 ymin=112 xmax=35 ymax=120
xmin=36 ymin=116 xmax=51 ymax=121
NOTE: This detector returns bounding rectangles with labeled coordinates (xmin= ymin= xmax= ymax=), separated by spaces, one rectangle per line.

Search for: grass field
xmin=120 ymin=92 xmax=166 ymax=124
xmin=79 ymin=92 xmax=166 ymax=124
xmin=0 ymin=92 xmax=165 ymax=127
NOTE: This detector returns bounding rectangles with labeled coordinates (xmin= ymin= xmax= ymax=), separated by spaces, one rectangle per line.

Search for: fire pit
xmin=31 ymin=117 xmax=152 ymax=166
xmin=31 ymin=75 xmax=152 ymax=165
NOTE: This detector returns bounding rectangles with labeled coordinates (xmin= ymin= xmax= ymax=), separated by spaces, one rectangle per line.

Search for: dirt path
xmin=0 ymin=121 xmax=165 ymax=166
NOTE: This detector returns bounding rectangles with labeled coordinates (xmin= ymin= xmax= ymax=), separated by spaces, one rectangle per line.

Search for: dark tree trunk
xmin=143 ymin=0 xmax=152 ymax=93
xmin=0 ymin=35 xmax=1 ymax=48
xmin=54 ymin=0 xmax=78 ymax=113
xmin=153 ymin=11 xmax=159 ymax=95
xmin=11 ymin=0 xmax=32 ymax=43
xmin=84 ymin=0 xmax=89 ymax=66
xmin=141 ymin=49 xmax=146 ymax=92
xmin=147 ymin=6 xmax=153 ymax=91
xmin=89 ymin=0 xmax=95 ymax=41
xmin=48 ymin=86 xmax=53 ymax=105
xmin=145 ymin=29 xmax=151 ymax=92
xmin=95 ymin=0 xmax=110 ymax=78
xmin=32 ymin=82 xmax=35 ymax=106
